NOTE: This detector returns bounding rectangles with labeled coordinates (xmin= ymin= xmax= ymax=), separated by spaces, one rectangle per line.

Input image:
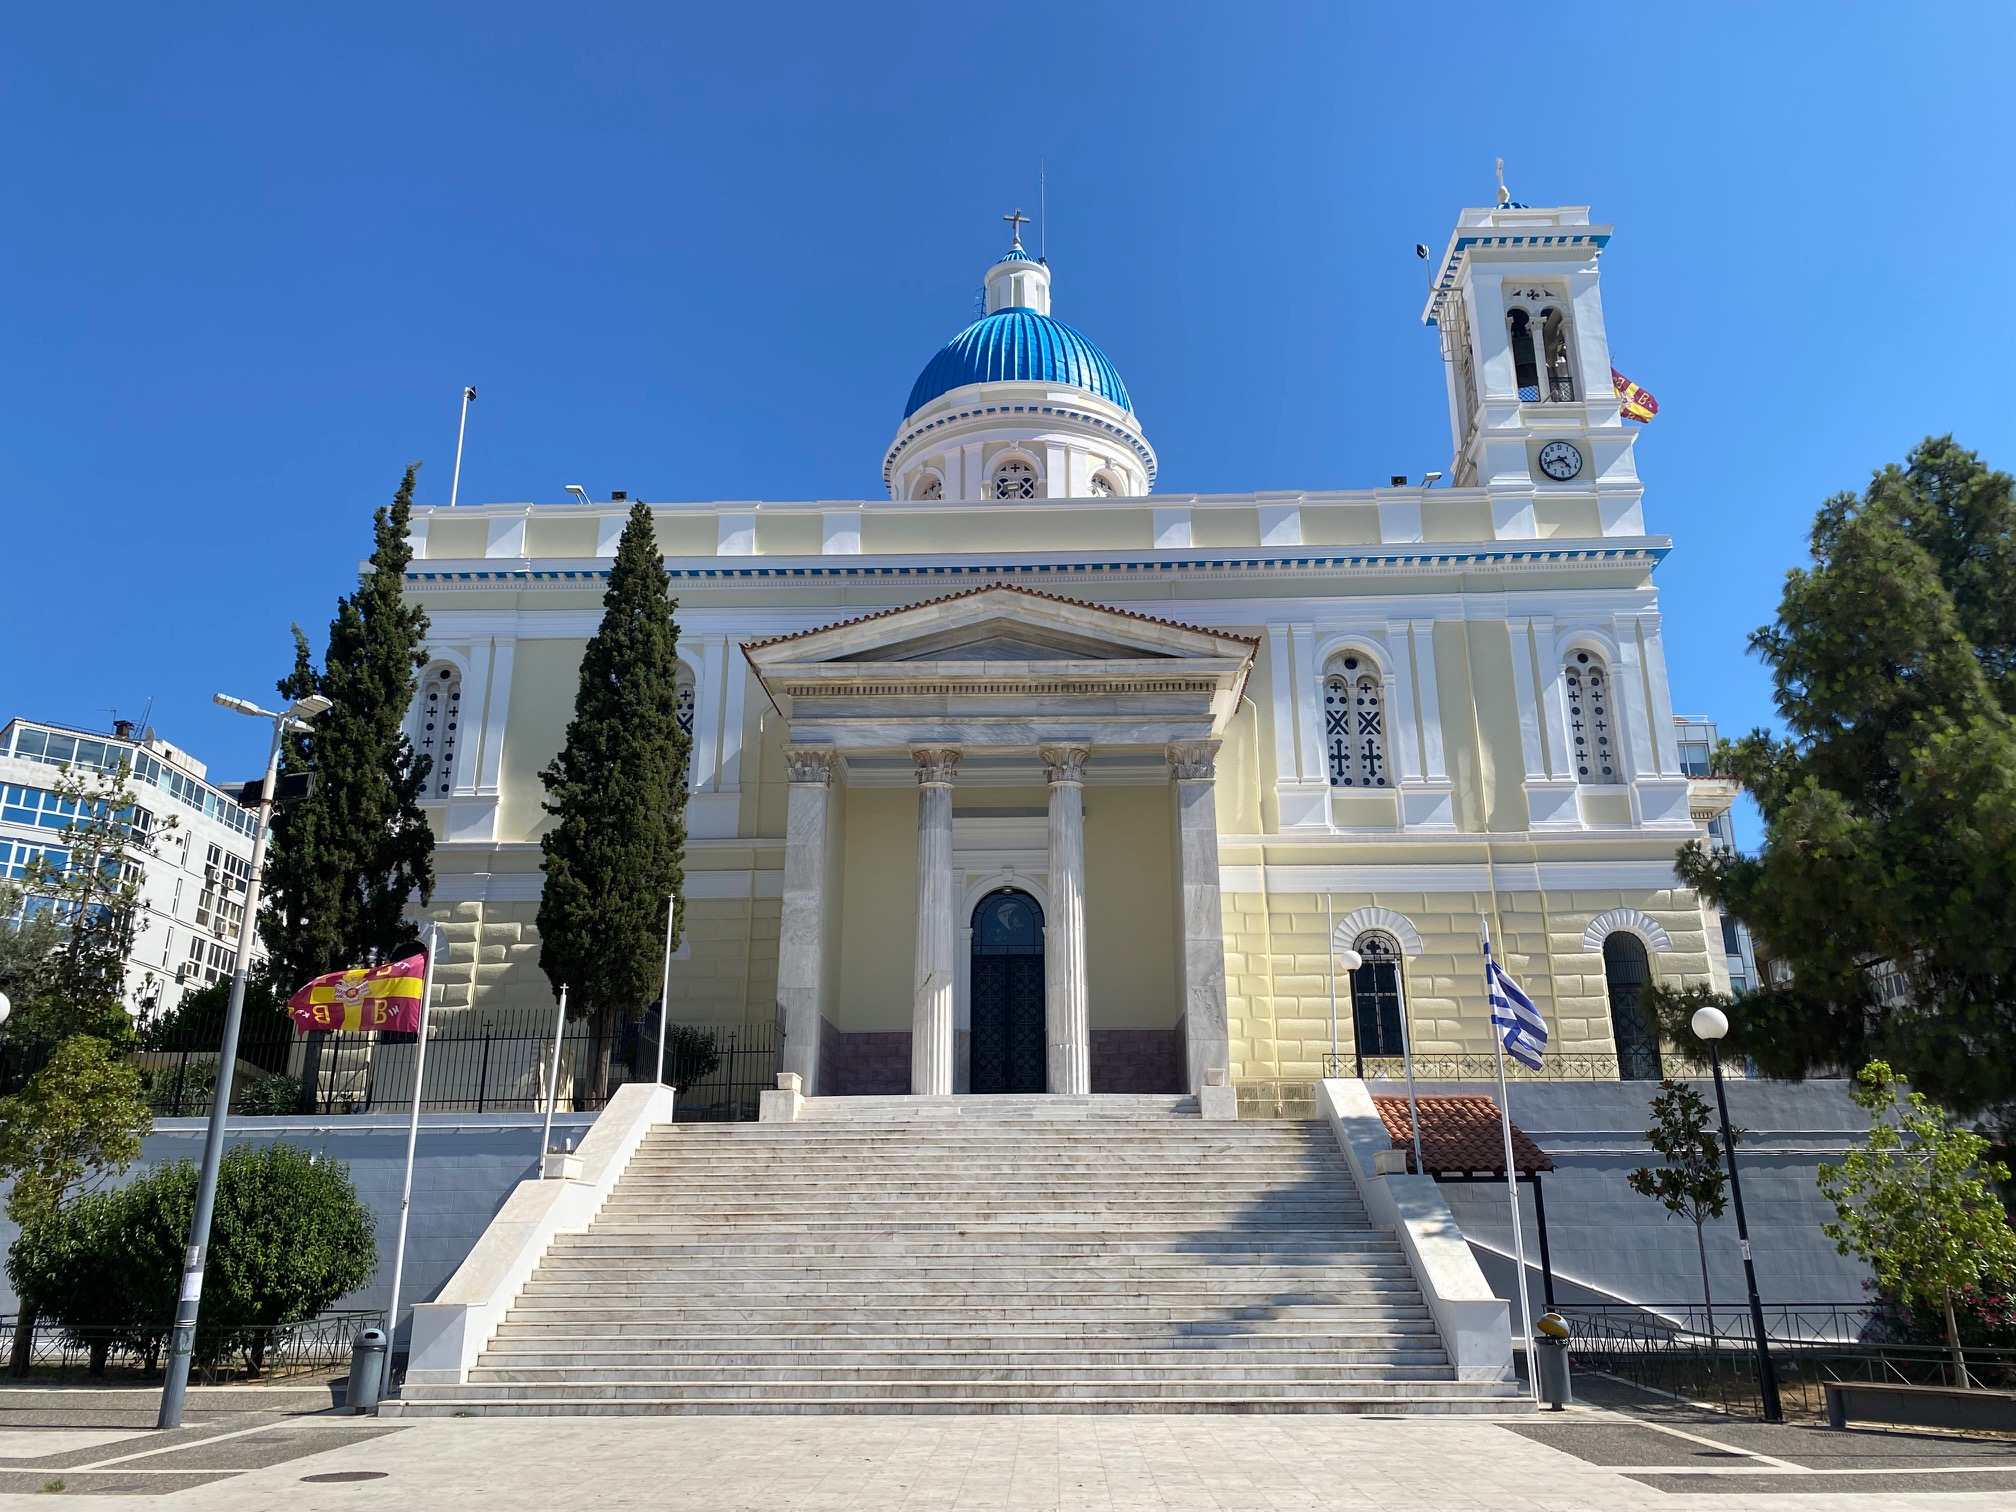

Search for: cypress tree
xmin=536 ymin=500 xmax=690 ymax=1098
xmin=260 ymin=465 xmax=436 ymax=992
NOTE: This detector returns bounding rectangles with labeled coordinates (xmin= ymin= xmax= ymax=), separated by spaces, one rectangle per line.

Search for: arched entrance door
xmin=970 ymin=889 xmax=1046 ymax=1093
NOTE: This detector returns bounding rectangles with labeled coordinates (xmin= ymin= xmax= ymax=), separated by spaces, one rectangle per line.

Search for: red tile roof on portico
xmin=1373 ymin=1094 xmax=1555 ymax=1178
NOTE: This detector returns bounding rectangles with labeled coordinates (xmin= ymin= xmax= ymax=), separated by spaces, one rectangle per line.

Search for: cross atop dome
xmin=1002 ymin=208 xmax=1030 ymax=249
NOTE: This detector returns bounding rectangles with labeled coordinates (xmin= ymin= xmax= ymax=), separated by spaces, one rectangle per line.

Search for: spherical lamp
xmin=1336 ymin=949 xmax=1363 ymax=973
xmin=0 ymin=988 xmax=10 ymax=1027
xmin=1691 ymin=1005 xmax=1730 ymax=1042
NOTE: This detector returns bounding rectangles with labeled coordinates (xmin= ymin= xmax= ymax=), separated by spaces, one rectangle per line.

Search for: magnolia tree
xmin=1628 ymin=1080 xmax=1733 ymax=1334
xmin=1819 ymin=1061 xmax=2016 ymax=1388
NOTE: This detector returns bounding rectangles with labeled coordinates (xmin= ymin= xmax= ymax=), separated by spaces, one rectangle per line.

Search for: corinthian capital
xmin=1039 ymin=744 xmax=1091 ymax=785
xmin=784 ymin=746 xmax=838 ymax=786
xmin=1166 ymin=739 xmax=1220 ymax=783
xmin=910 ymin=745 xmax=963 ymax=786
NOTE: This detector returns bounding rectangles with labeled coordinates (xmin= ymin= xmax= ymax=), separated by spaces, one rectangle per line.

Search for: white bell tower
xmin=1421 ymin=173 xmax=1645 ymax=537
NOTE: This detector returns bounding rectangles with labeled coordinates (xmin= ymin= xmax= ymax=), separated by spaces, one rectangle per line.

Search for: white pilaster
xmin=1168 ymin=741 xmax=1231 ymax=1102
xmin=777 ymin=747 xmax=837 ymax=1092
xmin=911 ymin=745 xmax=961 ymax=1096
xmin=1041 ymin=745 xmax=1090 ymax=1096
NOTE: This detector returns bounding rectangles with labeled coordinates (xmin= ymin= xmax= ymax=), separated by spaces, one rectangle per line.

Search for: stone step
xmin=403 ymin=1376 xmax=1504 ymax=1403
xmin=486 ymin=1305 xmax=1437 ymax=1325
xmin=465 ymin=1362 xmax=1464 ymax=1385
xmin=382 ymin=1392 xmax=1521 ymax=1418
xmin=489 ymin=1318 xmax=1445 ymax=1340
xmin=545 ymin=1243 xmax=1398 ymax=1261
xmin=527 ymin=1264 xmax=1420 ymax=1284
xmin=473 ymin=1345 xmax=1456 ymax=1369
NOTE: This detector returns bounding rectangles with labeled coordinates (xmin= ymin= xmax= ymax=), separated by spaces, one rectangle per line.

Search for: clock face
xmin=1537 ymin=441 xmax=1584 ymax=482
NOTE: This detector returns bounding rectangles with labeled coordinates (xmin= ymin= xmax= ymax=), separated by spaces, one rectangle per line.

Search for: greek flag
xmin=1486 ymin=938 xmax=1548 ymax=1071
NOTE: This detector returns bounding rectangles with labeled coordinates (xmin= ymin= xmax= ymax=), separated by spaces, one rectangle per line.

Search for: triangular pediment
xmin=744 ymin=584 xmax=1255 ymax=670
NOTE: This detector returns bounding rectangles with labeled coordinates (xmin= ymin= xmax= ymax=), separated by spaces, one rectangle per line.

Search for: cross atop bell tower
xmin=1419 ymin=190 xmax=1644 ymax=536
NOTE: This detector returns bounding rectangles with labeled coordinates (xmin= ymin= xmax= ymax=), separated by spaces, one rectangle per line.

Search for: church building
xmin=402 ymin=190 xmax=1727 ymax=1109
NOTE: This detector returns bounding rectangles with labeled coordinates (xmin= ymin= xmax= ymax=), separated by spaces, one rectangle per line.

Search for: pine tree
xmin=1674 ymin=437 xmax=2016 ymax=1120
xmin=537 ymin=500 xmax=690 ymax=1099
xmin=260 ymin=465 xmax=436 ymax=991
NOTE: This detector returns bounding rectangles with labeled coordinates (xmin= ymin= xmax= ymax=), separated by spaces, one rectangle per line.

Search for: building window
xmin=1539 ymin=308 xmax=1575 ymax=401
xmin=418 ymin=665 xmax=462 ymax=797
xmin=1089 ymin=470 xmax=1122 ymax=498
xmin=1564 ymin=650 xmax=1617 ymax=784
xmin=1677 ymin=739 xmax=1712 ymax=776
xmin=1323 ymin=657 xmax=1387 ymax=787
xmin=1349 ymin=931 xmax=1407 ymax=1069
xmin=913 ymin=474 xmax=943 ymax=501
xmin=993 ymin=459 xmax=1037 ymax=500
xmin=195 ymin=842 xmax=249 ymax=940
xmin=1602 ymin=932 xmax=1661 ymax=1080
xmin=675 ymin=667 xmax=696 ymax=738
xmin=1509 ymin=309 xmax=1541 ymax=401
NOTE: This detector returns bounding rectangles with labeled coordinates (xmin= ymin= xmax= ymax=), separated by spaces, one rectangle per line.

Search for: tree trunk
xmin=8 ymin=1305 xmax=37 ymax=1377
xmin=586 ymin=1006 xmax=614 ymax=1107
xmin=1943 ymin=1290 xmax=1972 ymax=1389
xmin=1694 ymin=1220 xmax=1715 ymax=1343
xmin=88 ymin=1339 xmax=109 ymax=1377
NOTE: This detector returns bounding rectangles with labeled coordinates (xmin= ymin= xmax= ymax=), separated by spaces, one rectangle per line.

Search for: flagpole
xmin=540 ymin=984 xmax=568 ymax=1162
xmin=654 ymin=895 xmax=675 ymax=1087
xmin=380 ymin=921 xmax=441 ymax=1402
xmin=1484 ymin=913 xmax=1539 ymax=1404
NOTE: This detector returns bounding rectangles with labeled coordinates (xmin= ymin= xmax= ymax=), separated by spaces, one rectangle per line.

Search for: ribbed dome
xmin=904 ymin=307 xmax=1133 ymax=419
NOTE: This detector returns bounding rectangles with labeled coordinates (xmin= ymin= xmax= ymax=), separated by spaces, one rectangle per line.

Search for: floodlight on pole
xmin=565 ymin=485 xmax=590 ymax=505
xmin=1692 ymin=1004 xmax=1782 ymax=1422
xmin=449 ymin=386 xmax=477 ymax=508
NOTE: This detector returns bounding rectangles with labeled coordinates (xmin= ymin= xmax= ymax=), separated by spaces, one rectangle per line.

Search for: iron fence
xmin=1340 ymin=1051 xmax=1730 ymax=1082
xmin=1 ymin=1309 xmax=384 ymax=1384
xmin=2 ymin=1015 xmax=775 ymax=1119
xmin=1558 ymin=1301 xmax=2016 ymax=1420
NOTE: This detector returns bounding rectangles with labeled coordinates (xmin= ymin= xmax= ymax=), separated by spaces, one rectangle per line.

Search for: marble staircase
xmin=388 ymin=1095 xmax=1523 ymax=1415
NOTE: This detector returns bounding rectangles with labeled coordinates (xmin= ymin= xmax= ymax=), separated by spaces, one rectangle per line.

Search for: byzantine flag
xmin=1612 ymin=367 xmax=1659 ymax=424
xmin=289 ymin=953 xmax=427 ymax=1033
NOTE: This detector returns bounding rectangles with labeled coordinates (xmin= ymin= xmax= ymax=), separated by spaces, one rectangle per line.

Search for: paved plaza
xmin=6 ymin=1389 xmax=2016 ymax=1509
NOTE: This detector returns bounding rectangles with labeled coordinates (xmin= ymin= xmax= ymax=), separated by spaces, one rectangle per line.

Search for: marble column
xmin=775 ymin=746 xmax=837 ymax=1093
xmin=1168 ymin=740 xmax=1232 ymax=1096
xmin=1041 ymin=744 xmax=1091 ymax=1095
xmin=910 ymin=745 xmax=961 ymax=1095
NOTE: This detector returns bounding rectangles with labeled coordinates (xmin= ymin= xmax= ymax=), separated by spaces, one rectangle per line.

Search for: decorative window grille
xmin=914 ymin=475 xmax=943 ymax=501
xmin=1323 ymin=658 xmax=1387 ymax=787
xmin=675 ymin=672 xmax=696 ymax=737
xmin=1089 ymin=471 xmax=1120 ymax=498
xmin=1564 ymin=650 xmax=1616 ymax=783
xmin=1603 ymin=932 xmax=1661 ymax=1080
xmin=1349 ymin=931 xmax=1407 ymax=1065
xmin=419 ymin=666 xmax=462 ymax=797
xmin=993 ymin=460 xmax=1037 ymax=500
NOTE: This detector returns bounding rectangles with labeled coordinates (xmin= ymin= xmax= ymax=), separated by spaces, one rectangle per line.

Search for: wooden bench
xmin=1824 ymin=1380 xmax=2016 ymax=1433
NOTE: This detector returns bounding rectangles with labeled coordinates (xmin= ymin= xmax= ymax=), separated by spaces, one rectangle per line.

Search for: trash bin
xmin=1533 ymin=1328 xmax=1573 ymax=1411
xmin=348 ymin=1328 xmax=389 ymax=1414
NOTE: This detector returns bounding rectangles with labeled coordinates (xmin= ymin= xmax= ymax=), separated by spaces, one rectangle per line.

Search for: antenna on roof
xmin=1039 ymin=162 xmax=1047 ymax=264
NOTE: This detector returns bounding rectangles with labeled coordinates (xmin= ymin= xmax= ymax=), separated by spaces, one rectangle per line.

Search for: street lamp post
xmin=156 ymin=691 xmax=330 ymax=1430
xmin=1691 ymin=1005 xmax=1783 ymax=1424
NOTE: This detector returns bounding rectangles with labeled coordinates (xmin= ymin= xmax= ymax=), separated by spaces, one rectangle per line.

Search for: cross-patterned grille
xmin=420 ymin=667 xmax=461 ymax=796
xmin=993 ymin=461 xmax=1037 ymax=500
xmin=675 ymin=681 xmax=695 ymax=736
xmin=1324 ymin=665 xmax=1387 ymax=787
xmin=1565 ymin=653 xmax=1616 ymax=783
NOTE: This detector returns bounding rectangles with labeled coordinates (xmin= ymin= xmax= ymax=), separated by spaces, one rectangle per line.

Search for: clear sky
xmin=4 ymin=3 xmax=2011 ymax=803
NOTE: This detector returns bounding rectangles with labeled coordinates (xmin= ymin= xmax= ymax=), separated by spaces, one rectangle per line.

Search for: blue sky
xmin=4 ymin=3 xmax=2011 ymax=802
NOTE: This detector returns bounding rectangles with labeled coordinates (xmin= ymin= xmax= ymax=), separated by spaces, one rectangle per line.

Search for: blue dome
xmin=904 ymin=307 xmax=1133 ymax=419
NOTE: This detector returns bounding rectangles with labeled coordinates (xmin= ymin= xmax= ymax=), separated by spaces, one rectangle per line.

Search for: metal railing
xmin=1559 ymin=1302 xmax=2016 ymax=1420
xmin=1343 ymin=1051 xmax=1725 ymax=1082
xmin=4 ymin=1016 xmax=775 ymax=1119
xmin=1 ymin=1309 xmax=384 ymax=1383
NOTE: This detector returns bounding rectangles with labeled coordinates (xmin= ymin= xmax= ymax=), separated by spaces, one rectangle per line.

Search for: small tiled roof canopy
xmin=1372 ymin=1095 xmax=1555 ymax=1178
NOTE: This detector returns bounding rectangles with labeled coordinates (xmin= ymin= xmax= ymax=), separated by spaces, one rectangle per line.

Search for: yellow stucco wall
xmin=834 ymin=787 xmax=919 ymax=1032
xmin=497 ymin=639 xmax=586 ymax=841
xmin=1084 ymin=784 xmax=1178 ymax=1029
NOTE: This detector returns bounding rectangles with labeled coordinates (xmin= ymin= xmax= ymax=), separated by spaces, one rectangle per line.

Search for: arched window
xmin=674 ymin=665 xmax=696 ymax=738
xmin=1508 ymin=308 xmax=1541 ymax=402
xmin=1540 ymin=307 xmax=1575 ymax=401
xmin=1350 ymin=931 xmax=1407 ymax=1071
xmin=1089 ymin=470 xmax=1122 ymax=498
xmin=1564 ymin=649 xmax=1617 ymax=784
xmin=417 ymin=665 xmax=461 ymax=798
xmin=1602 ymin=932 xmax=1662 ymax=1080
xmin=913 ymin=474 xmax=943 ymax=501
xmin=993 ymin=459 xmax=1037 ymax=500
xmin=1323 ymin=656 xmax=1387 ymax=787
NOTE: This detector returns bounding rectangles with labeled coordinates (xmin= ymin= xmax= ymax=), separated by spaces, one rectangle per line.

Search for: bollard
xmin=347 ymin=1328 xmax=389 ymax=1414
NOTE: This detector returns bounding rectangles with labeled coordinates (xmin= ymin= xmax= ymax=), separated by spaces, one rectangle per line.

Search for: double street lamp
xmin=1691 ymin=1005 xmax=1783 ymax=1424
xmin=156 ymin=691 xmax=330 ymax=1429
